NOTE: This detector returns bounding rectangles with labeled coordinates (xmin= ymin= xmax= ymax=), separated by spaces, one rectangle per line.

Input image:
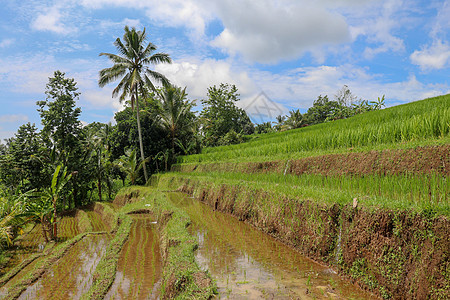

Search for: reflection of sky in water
xmin=174 ymin=193 xmax=374 ymax=300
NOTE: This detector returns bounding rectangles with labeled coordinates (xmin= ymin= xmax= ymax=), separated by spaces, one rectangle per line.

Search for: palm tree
xmin=284 ymin=109 xmax=304 ymax=130
xmin=158 ymin=85 xmax=195 ymax=154
xmin=117 ymin=149 xmax=150 ymax=185
xmin=99 ymin=26 xmax=172 ymax=182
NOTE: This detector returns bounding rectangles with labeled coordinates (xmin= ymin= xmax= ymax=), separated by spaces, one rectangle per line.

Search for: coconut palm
xmin=99 ymin=26 xmax=172 ymax=182
xmin=117 ymin=149 xmax=150 ymax=185
xmin=158 ymin=85 xmax=195 ymax=154
xmin=284 ymin=109 xmax=304 ymax=130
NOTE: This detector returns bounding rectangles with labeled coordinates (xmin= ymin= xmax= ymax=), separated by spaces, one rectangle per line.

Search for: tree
xmin=157 ymin=85 xmax=196 ymax=156
xmin=334 ymin=85 xmax=357 ymax=107
xmin=37 ymin=71 xmax=85 ymax=207
xmin=99 ymin=26 xmax=172 ymax=183
xmin=200 ymin=83 xmax=253 ymax=146
xmin=0 ymin=191 xmax=27 ymax=247
xmin=110 ymin=97 xmax=170 ymax=178
xmin=305 ymin=95 xmax=342 ymax=125
xmin=37 ymin=71 xmax=82 ymax=156
xmin=117 ymin=149 xmax=149 ymax=185
xmin=284 ymin=109 xmax=305 ymax=130
xmin=7 ymin=123 xmax=45 ymax=190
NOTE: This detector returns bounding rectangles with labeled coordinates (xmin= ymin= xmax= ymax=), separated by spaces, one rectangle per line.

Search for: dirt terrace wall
xmin=158 ymin=175 xmax=450 ymax=300
xmin=173 ymin=145 xmax=450 ymax=177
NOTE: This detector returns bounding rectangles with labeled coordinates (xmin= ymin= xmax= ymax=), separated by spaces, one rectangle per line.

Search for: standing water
xmin=105 ymin=214 xmax=162 ymax=300
xmin=169 ymin=193 xmax=376 ymax=299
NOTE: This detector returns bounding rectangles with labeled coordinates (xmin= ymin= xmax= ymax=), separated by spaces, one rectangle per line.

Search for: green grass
xmin=157 ymin=172 xmax=449 ymax=217
xmin=179 ymin=94 xmax=450 ymax=164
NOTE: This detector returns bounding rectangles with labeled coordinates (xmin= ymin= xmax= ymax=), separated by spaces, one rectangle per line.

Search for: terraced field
xmin=156 ymin=94 xmax=450 ymax=299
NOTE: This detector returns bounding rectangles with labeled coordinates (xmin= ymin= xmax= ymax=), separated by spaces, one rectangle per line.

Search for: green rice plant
xmin=179 ymin=95 xmax=450 ymax=164
xmin=159 ymin=171 xmax=449 ymax=216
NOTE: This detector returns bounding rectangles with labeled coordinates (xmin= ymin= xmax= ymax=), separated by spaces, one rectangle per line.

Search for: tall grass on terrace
xmin=180 ymin=94 xmax=450 ymax=163
xmin=176 ymin=171 xmax=449 ymax=214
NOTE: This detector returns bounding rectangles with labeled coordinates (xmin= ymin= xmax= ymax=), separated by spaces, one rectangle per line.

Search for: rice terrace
xmin=1 ymin=3 xmax=450 ymax=300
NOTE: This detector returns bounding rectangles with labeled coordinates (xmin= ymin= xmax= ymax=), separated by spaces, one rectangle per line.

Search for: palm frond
xmin=143 ymin=52 xmax=172 ymax=65
xmin=145 ymin=69 xmax=170 ymax=88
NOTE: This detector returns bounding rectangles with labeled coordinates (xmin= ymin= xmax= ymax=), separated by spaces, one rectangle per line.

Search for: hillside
xmin=179 ymin=94 xmax=450 ymax=164
xmin=156 ymin=94 xmax=450 ymax=299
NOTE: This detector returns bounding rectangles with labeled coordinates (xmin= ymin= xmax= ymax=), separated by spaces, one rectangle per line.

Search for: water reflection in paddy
xmin=169 ymin=193 xmax=376 ymax=299
xmin=105 ymin=214 xmax=161 ymax=300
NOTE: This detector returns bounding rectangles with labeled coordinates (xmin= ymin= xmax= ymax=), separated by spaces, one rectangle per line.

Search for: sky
xmin=0 ymin=0 xmax=449 ymax=142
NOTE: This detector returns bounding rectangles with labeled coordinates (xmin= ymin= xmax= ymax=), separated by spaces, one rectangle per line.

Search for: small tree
xmin=117 ymin=149 xmax=150 ymax=185
xmin=200 ymin=83 xmax=253 ymax=146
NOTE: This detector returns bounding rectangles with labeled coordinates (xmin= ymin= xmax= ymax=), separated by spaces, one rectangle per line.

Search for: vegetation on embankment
xmin=156 ymin=174 xmax=449 ymax=299
xmin=104 ymin=187 xmax=216 ymax=299
xmin=179 ymin=94 xmax=450 ymax=164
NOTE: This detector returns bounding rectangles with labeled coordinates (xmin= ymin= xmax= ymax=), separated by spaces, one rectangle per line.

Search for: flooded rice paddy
xmin=18 ymin=233 xmax=108 ymax=299
xmin=1 ymin=214 xmax=82 ymax=277
xmin=105 ymin=214 xmax=161 ymax=300
xmin=168 ymin=193 xmax=376 ymax=299
xmin=86 ymin=210 xmax=109 ymax=232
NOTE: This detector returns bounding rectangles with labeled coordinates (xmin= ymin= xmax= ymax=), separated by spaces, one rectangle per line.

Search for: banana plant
xmin=24 ymin=165 xmax=72 ymax=242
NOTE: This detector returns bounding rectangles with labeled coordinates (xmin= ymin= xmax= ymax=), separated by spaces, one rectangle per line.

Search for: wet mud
xmin=169 ymin=193 xmax=376 ymax=299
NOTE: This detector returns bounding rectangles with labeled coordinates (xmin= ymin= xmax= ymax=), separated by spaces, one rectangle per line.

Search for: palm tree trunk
xmin=97 ymin=152 xmax=102 ymax=201
xmin=135 ymin=84 xmax=148 ymax=182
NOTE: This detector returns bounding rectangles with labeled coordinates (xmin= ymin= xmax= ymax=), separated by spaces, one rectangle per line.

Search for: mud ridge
xmin=174 ymin=145 xmax=450 ymax=177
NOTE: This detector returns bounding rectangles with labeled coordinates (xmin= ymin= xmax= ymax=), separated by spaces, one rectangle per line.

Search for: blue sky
xmin=0 ymin=0 xmax=449 ymax=141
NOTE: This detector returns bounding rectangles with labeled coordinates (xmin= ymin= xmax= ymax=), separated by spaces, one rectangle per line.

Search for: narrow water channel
xmin=168 ymin=193 xmax=376 ymax=299
xmin=105 ymin=214 xmax=161 ymax=300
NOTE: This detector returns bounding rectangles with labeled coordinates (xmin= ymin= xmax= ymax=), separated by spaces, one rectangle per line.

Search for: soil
xmin=175 ymin=145 xmax=450 ymax=177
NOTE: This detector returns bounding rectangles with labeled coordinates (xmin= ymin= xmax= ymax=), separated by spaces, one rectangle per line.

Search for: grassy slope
xmin=171 ymin=94 xmax=450 ymax=215
xmin=180 ymin=94 xmax=450 ymax=164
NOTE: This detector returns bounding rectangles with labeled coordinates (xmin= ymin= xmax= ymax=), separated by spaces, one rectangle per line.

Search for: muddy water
xmin=168 ymin=193 xmax=376 ymax=299
xmin=105 ymin=214 xmax=161 ymax=300
xmin=18 ymin=234 xmax=108 ymax=300
xmin=1 ymin=214 xmax=81 ymax=277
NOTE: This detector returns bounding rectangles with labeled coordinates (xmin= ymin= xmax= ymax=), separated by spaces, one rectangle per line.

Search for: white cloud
xmin=247 ymin=65 xmax=448 ymax=111
xmin=410 ymin=1 xmax=450 ymax=71
xmin=99 ymin=18 xmax=142 ymax=31
xmin=80 ymin=0 xmax=212 ymax=36
xmin=31 ymin=5 xmax=75 ymax=35
xmin=211 ymin=0 xmax=350 ymax=63
xmin=155 ymin=59 xmax=257 ymax=101
xmin=356 ymin=0 xmax=406 ymax=59
xmin=158 ymin=58 xmax=449 ymax=117
xmin=0 ymin=114 xmax=29 ymax=123
xmin=410 ymin=40 xmax=450 ymax=70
